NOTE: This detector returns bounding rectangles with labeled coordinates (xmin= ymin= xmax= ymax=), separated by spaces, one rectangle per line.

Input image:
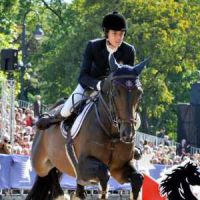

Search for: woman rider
xmin=36 ymin=11 xmax=142 ymax=159
xmin=37 ymin=11 xmax=137 ymax=131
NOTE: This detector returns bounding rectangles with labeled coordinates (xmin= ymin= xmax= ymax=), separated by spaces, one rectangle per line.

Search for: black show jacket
xmin=78 ymin=38 xmax=136 ymax=90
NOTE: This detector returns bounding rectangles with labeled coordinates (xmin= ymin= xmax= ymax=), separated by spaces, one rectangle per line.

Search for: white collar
xmin=106 ymin=41 xmax=118 ymax=54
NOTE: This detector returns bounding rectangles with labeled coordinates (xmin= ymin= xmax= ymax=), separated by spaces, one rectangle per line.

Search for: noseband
xmin=95 ymin=74 xmax=142 ymax=139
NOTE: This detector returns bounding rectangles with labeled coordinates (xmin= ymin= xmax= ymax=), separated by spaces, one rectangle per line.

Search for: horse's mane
xmin=160 ymin=161 xmax=199 ymax=198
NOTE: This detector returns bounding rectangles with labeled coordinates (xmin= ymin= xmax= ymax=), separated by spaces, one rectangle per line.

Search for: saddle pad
xmin=61 ymin=102 xmax=93 ymax=139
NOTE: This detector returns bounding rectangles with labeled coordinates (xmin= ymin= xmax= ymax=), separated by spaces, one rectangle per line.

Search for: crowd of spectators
xmin=0 ymin=106 xmax=36 ymax=155
xmin=0 ymin=101 xmax=200 ymax=167
xmin=138 ymin=138 xmax=200 ymax=166
xmin=0 ymin=95 xmax=42 ymax=156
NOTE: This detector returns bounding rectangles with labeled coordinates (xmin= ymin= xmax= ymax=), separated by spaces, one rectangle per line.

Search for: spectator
xmin=33 ymin=95 xmax=42 ymax=120
xmin=185 ymin=141 xmax=191 ymax=154
xmin=0 ymin=134 xmax=11 ymax=154
xmin=163 ymin=135 xmax=170 ymax=146
xmin=12 ymin=145 xmax=22 ymax=155
xmin=24 ymin=109 xmax=34 ymax=126
xmin=176 ymin=138 xmax=189 ymax=156
xmin=157 ymin=128 xmax=166 ymax=138
xmin=15 ymin=110 xmax=25 ymax=125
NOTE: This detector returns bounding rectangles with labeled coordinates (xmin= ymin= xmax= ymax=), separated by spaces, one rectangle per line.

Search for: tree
xmin=3 ymin=0 xmax=199 ymax=138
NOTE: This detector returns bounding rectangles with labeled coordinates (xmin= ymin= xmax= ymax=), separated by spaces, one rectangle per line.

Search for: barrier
xmin=0 ymin=154 xmax=169 ymax=190
xmin=0 ymin=154 xmax=169 ymax=199
xmin=136 ymin=131 xmax=200 ymax=154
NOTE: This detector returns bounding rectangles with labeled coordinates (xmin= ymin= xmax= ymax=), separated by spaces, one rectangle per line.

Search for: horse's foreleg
xmin=77 ymin=156 xmax=110 ymax=199
xmin=98 ymin=164 xmax=110 ymax=199
xmin=122 ymin=161 xmax=144 ymax=200
xmin=130 ymin=171 xmax=143 ymax=200
xmin=75 ymin=184 xmax=87 ymax=199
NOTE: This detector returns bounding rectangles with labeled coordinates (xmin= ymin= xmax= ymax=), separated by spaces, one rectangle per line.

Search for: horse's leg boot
xmin=36 ymin=112 xmax=65 ymax=130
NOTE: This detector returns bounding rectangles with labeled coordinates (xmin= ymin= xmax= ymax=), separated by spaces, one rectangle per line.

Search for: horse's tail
xmin=25 ymin=168 xmax=64 ymax=200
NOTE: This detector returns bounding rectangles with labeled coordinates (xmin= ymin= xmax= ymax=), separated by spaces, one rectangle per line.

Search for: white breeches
xmin=60 ymin=84 xmax=85 ymax=117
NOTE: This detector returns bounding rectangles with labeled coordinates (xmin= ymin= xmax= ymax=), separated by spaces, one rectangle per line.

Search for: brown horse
xmin=26 ymin=55 xmax=149 ymax=200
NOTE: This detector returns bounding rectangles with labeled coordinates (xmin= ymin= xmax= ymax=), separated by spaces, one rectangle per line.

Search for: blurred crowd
xmin=0 ymin=95 xmax=42 ymax=155
xmin=0 ymin=106 xmax=36 ymax=155
xmin=0 ymin=99 xmax=200 ymax=167
xmin=138 ymin=137 xmax=200 ymax=166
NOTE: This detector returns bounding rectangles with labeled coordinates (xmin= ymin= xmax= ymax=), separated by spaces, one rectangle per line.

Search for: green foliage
xmin=1 ymin=0 xmax=200 ymax=139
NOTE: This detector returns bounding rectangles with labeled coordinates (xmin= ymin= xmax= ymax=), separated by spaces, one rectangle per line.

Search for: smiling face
xmin=107 ymin=30 xmax=125 ymax=49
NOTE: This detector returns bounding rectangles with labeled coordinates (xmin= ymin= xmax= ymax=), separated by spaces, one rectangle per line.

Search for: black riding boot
xmin=36 ymin=112 xmax=65 ymax=130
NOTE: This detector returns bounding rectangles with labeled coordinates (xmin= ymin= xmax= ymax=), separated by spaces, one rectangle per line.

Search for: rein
xmin=94 ymin=74 xmax=141 ymax=141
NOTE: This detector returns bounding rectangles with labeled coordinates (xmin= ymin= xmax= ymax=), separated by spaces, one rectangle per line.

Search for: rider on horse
xmin=36 ymin=11 xmax=142 ymax=159
xmin=37 ymin=11 xmax=136 ymax=128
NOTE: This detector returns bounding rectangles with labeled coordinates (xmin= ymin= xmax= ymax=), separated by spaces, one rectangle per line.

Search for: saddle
xmin=36 ymin=99 xmax=87 ymax=131
xmin=62 ymin=99 xmax=87 ymax=132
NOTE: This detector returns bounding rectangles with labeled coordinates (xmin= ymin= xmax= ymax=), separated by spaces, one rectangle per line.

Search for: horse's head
xmin=100 ymin=54 xmax=149 ymax=143
xmin=185 ymin=161 xmax=200 ymax=186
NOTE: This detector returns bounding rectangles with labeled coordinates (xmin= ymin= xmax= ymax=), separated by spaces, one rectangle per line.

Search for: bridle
xmin=95 ymin=74 xmax=142 ymax=141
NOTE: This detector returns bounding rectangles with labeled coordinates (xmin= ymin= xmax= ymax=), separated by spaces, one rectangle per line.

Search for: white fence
xmin=17 ymin=100 xmax=48 ymax=112
xmin=136 ymin=131 xmax=200 ymax=154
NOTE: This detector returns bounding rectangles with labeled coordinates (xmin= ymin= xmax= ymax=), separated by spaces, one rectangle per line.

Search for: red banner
xmin=142 ymin=174 xmax=166 ymax=200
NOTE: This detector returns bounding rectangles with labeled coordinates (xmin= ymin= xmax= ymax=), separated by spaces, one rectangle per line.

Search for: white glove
xmin=96 ymin=81 xmax=101 ymax=91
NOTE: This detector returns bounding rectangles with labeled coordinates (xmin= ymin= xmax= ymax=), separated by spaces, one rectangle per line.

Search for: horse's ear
xmin=109 ymin=53 xmax=120 ymax=72
xmin=132 ymin=57 xmax=150 ymax=76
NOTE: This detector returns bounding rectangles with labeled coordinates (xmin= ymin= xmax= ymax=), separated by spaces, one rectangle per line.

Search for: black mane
xmin=160 ymin=161 xmax=200 ymax=200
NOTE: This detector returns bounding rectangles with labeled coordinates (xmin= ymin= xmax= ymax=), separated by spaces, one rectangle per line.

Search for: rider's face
xmin=107 ymin=30 xmax=125 ymax=48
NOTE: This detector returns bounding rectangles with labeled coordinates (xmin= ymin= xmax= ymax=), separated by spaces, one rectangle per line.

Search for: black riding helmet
xmin=102 ymin=11 xmax=127 ymax=32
